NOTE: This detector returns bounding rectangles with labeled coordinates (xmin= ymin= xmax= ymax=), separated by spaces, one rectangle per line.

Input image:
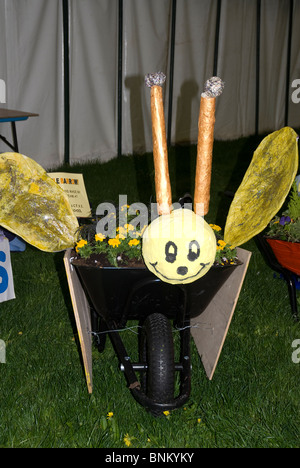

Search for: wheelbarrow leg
xmin=176 ymin=285 xmax=191 ymax=398
xmin=90 ymin=308 xmax=107 ymax=352
xmin=281 ymin=270 xmax=299 ymax=321
xmin=106 ymin=320 xmax=141 ymax=390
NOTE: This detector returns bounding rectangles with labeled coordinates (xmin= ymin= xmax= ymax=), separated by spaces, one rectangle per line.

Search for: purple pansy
xmin=279 ymin=216 xmax=291 ymax=226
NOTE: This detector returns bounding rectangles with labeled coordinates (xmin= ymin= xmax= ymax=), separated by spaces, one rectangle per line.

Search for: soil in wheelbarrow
xmin=71 ymin=251 xmax=146 ymax=268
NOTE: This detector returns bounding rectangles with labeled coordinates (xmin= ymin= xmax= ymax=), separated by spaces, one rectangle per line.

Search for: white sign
xmin=0 ymin=79 xmax=5 ymax=103
xmin=48 ymin=172 xmax=91 ymax=218
xmin=0 ymin=236 xmax=15 ymax=303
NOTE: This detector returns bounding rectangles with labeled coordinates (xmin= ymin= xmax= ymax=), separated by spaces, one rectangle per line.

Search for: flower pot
xmin=266 ymin=238 xmax=300 ymax=276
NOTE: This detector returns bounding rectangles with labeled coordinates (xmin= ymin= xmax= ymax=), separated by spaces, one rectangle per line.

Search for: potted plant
xmin=265 ymin=180 xmax=300 ymax=276
xmin=73 ymin=212 xmax=238 ymax=269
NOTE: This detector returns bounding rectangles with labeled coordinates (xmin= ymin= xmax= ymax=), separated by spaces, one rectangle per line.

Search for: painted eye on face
xmin=187 ymin=240 xmax=200 ymax=262
xmin=165 ymin=241 xmax=177 ymax=263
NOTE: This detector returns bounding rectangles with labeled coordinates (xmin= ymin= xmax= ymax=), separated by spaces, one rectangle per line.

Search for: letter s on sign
xmin=0 ymin=251 xmax=8 ymax=294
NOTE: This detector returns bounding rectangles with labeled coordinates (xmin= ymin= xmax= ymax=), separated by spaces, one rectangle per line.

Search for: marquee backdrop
xmin=0 ymin=0 xmax=299 ymax=168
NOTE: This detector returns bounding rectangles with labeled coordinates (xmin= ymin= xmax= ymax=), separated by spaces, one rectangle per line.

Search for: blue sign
xmin=0 ymin=237 xmax=15 ymax=303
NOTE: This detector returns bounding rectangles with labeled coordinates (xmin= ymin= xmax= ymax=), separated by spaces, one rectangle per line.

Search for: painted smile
xmin=149 ymin=261 xmax=211 ymax=282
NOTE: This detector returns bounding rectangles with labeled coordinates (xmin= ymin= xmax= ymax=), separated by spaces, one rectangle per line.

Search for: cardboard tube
xmin=194 ymin=96 xmax=216 ymax=216
xmin=146 ymin=72 xmax=172 ymax=215
xmin=194 ymin=77 xmax=224 ymax=216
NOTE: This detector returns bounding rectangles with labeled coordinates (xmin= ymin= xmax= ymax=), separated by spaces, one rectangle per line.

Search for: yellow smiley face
xmin=142 ymin=209 xmax=216 ymax=284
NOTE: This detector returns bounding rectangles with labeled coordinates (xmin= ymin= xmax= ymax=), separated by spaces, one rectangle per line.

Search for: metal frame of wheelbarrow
xmin=86 ymin=273 xmax=191 ymax=414
xmin=74 ymin=260 xmax=239 ymax=415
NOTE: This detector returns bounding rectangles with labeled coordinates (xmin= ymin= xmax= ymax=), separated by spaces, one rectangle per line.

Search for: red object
xmin=266 ymin=238 xmax=300 ymax=276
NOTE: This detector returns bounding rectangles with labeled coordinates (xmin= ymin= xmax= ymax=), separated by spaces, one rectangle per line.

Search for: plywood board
xmin=63 ymin=249 xmax=93 ymax=393
xmin=191 ymin=247 xmax=251 ymax=380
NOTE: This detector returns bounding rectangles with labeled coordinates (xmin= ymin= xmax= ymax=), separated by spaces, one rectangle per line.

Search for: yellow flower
xmin=217 ymin=239 xmax=227 ymax=248
xmin=95 ymin=233 xmax=105 ymax=242
xmin=75 ymin=239 xmax=87 ymax=252
xmin=209 ymin=224 xmax=222 ymax=231
xmin=128 ymin=239 xmax=140 ymax=247
xmin=117 ymin=226 xmax=127 ymax=238
xmin=107 ymin=411 xmax=113 ymax=419
xmin=123 ymin=433 xmax=133 ymax=447
xmin=108 ymin=238 xmax=121 ymax=248
xmin=124 ymin=223 xmax=134 ymax=231
xmin=163 ymin=410 xmax=170 ymax=417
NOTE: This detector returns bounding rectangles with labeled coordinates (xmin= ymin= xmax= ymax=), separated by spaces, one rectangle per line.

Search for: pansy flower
xmin=279 ymin=216 xmax=291 ymax=226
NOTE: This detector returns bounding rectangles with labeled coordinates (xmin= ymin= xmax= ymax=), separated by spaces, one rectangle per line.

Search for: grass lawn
xmin=0 ymin=134 xmax=299 ymax=448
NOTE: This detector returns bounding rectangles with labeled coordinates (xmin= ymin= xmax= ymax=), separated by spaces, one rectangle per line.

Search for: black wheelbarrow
xmin=73 ymin=257 xmax=239 ymax=416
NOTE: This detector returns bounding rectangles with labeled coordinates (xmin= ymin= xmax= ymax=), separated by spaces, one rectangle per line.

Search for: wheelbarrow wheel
xmin=139 ymin=313 xmax=175 ymax=411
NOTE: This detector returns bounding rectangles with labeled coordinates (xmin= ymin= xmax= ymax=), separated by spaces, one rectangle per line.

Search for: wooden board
xmin=63 ymin=249 xmax=93 ymax=393
xmin=191 ymin=247 xmax=251 ymax=380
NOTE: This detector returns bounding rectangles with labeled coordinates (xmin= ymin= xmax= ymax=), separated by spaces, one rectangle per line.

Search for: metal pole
xmin=167 ymin=0 xmax=177 ymax=148
xmin=62 ymin=0 xmax=70 ymax=164
xmin=255 ymin=0 xmax=261 ymax=135
xmin=213 ymin=0 xmax=222 ymax=77
xmin=285 ymin=0 xmax=294 ymax=127
xmin=118 ymin=0 xmax=123 ymax=157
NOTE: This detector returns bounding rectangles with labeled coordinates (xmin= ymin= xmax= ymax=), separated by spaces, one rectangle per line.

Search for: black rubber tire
xmin=139 ymin=313 xmax=175 ymax=406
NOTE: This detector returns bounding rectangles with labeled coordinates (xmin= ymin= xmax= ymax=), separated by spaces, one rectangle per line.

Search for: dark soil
xmin=70 ymin=249 xmax=146 ymax=269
